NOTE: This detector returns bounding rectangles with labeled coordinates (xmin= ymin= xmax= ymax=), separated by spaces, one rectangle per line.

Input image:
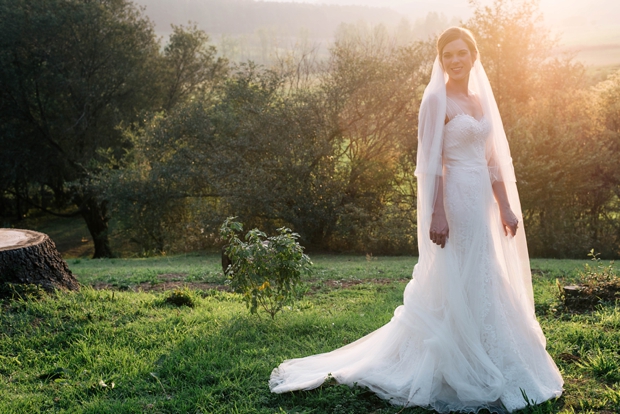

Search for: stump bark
xmin=0 ymin=229 xmax=79 ymax=292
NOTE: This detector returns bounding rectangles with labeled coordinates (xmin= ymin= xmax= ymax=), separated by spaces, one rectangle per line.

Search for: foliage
xmin=580 ymin=250 xmax=619 ymax=287
xmin=110 ymin=29 xmax=432 ymax=254
xmin=0 ymin=0 xmax=163 ymax=257
xmin=319 ymin=29 xmax=433 ymax=252
xmin=467 ymin=0 xmax=620 ymax=258
xmin=0 ymin=1 xmax=225 ymax=257
xmin=5 ymin=0 xmax=620 ymax=259
xmin=467 ymin=0 xmax=555 ymax=110
xmin=160 ymin=24 xmax=228 ymax=111
xmin=577 ymin=348 xmax=620 ymax=383
xmin=94 ymin=23 xmax=228 ymax=255
xmin=220 ymin=218 xmax=312 ymax=319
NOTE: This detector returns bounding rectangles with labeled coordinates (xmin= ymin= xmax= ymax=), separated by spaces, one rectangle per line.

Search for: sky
xmin=264 ymin=0 xmax=620 ymax=65
xmin=265 ymin=0 xmax=620 ymax=34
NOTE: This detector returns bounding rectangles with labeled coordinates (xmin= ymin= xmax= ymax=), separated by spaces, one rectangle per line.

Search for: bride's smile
xmin=441 ymin=38 xmax=475 ymax=82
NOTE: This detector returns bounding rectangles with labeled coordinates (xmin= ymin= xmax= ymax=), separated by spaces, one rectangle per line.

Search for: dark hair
xmin=437 ymin=27 xmax=479 ymax=62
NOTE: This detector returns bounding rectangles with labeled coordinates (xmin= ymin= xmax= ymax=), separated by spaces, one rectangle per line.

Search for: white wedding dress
xmin=269 ymin=97 xmax=563 ymax=413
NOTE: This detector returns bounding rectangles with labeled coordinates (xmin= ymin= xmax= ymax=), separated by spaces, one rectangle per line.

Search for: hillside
xmin=135 ymin=0 xmax=403 ymax=37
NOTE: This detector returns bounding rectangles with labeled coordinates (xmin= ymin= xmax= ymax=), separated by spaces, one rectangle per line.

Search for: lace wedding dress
xmin=269 ymin=95 xmax=563 ymax=413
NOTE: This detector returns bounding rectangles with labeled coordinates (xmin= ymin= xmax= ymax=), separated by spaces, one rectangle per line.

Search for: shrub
xmin=219 ymin=217 xmax=312 ymax=319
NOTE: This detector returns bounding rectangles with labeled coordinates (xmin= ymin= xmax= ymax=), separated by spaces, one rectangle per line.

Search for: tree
xmin=320 ymin=26 xmax=434 ymax=251
xmin=0 ymin=1 xmax=224 ymax=257
xmin=106 ymin=63 xmax=342 ymax=252
xmin=108 ymin=25 xmax=435 ymax=254
xmin=466 ymin=0 xmax=554 ymax=115
xmin=466 ymin=0 xmax=619 ymax=257
xmin=160 ymin=24 xmax=228 ymax=111
xmin=0 ymin=0 xmax=161 ymax=257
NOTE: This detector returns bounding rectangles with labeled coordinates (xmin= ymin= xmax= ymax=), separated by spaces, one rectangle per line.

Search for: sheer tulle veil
xmin=415 ymin=56 xmax=536 ymax=320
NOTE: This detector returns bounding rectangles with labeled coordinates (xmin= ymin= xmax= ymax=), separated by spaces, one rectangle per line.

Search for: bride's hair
xmin=437 ymin=27 xmax=478 ymax=61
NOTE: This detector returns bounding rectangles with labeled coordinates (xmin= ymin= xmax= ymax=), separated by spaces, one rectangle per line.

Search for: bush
xmin=219 ymin=217 xmax=312 ymax=319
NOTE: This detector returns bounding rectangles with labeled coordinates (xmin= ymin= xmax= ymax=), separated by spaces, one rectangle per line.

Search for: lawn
xmin=1 ymin=254 xmax=618 ymax=413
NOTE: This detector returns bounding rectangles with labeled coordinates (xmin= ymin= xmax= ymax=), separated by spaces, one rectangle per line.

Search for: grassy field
xmin=1 ymin=254 xmax=619 ymax=413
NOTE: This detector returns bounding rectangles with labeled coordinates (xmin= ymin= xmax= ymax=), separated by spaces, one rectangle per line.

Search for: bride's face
xmin=441 ymin=38 xmax=475 ymax=82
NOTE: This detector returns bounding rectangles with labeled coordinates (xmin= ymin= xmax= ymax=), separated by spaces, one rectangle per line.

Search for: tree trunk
xmin=0 ymin=229 xmax=79 ymax=292
xmin=14 ymin=181 xmax=23 ymax=221
xmin=80 ymin=197 xmax=113 ymax=258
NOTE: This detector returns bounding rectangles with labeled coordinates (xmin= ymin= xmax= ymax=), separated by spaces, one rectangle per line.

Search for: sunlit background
xmin=4 ymin=0 xmax=620 ymax=260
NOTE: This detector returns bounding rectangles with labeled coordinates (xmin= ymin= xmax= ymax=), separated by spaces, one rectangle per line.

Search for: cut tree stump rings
xmin=0 ymin=229 xmax=79 ymax=292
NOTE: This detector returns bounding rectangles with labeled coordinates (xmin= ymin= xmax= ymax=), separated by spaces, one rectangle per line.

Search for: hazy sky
xmin=265 ymin=0 xmax=618 ymax=27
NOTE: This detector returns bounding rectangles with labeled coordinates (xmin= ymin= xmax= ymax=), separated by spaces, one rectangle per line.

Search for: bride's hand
xmin=430 ymin=212 xmax=449 ymax=248
xmin=500 ymin=207 xmax=519 ymax=237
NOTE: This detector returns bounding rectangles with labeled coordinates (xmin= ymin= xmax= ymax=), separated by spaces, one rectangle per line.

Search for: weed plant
xmin=220 ymin=218 xmax=312 ymax=319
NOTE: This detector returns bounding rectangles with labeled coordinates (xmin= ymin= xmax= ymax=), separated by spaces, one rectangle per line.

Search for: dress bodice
xmin=443 ymin=106 xmax=491 ymax=169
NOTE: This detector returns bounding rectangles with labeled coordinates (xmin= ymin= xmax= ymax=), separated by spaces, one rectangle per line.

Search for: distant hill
xmin=133 ymin=0 xmax=458 ymax=64
xmin=132 ymin=0 xmax=620 ymax=67
xmin=135 ymin=0 xmax=404 ymax=37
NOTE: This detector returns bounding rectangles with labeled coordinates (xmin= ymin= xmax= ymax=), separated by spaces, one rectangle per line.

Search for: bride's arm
xmin=430 ymin=177 xmax=449 ymax=248
xmin=492 ymin=181 xmax=519 ymax=236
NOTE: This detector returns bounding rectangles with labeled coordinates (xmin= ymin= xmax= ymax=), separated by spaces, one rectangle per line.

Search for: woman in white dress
xmin=269 ymin=27 xmax=563 ymax=413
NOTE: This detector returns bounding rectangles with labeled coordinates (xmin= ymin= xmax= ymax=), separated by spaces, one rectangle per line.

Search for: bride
xmin=269 ymin=27 xmax=563 ymax=413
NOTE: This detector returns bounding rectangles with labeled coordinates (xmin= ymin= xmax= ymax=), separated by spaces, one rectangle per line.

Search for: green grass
xmin=1 ymin=255 xmax=618 ymax=413
xmin=67 ymin=254 xmax=227 ymax=287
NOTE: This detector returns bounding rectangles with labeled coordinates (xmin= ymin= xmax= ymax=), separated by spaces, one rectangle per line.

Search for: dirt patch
xmin=90 ymin=275 xmax=409 ymax=294
xmin=557 ymin=352 xmax=581 ymax=363
xmin=91 ymin=273 xmax=231 ymax=293
xmin=155 ymin=273 xmax=188 ymax=281
xmin=306 ymin=277 xmax=409 ymax=294
xmin=92 ymin=281 xmax=231 ymax=292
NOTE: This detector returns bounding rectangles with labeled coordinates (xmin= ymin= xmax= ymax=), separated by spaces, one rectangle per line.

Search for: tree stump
xmin=562 ymin=283 xmax=620 ymax=311
xmin=0 ymin=229 xmax=79 ymax=292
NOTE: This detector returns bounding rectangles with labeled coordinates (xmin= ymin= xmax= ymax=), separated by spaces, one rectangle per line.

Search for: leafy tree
xmin=160 ymin=24 xmax=228 ymax=111
xmin=72 ymin=0 xmax=620 ymax=258
xmin=466 ymin=0 xmax=619 ymax=257
xmin=592 ymin=70 xmax=620 ymax=254
xmin=322 ymin=26 xmax=433 ymax=252
xmin=106 ymin=62 xmax=340 ymax=252
xmin=0 ymin=0 xmax=160 ymax=257
xmin=109 ymin=27 xmax=434 ymax=254
xmin=466 ymin=0 xmax=554 ymax=114
xmin=0 ymin=0 xmax=224 ymax=257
